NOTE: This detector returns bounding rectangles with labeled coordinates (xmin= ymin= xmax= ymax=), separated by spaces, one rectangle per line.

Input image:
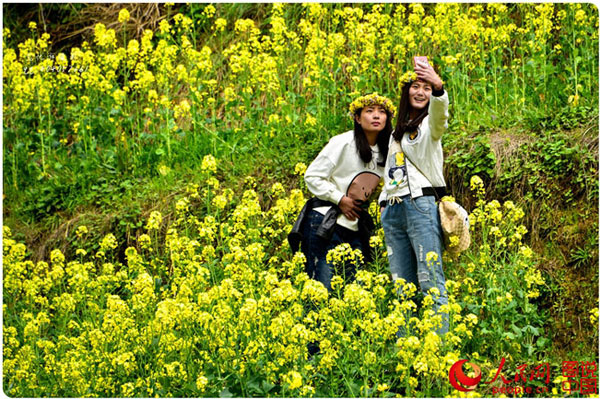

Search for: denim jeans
xmin=381 ymin=194 xmax=449 ymax=335
xmin=301 ymin=209 xmax=363 ymax=291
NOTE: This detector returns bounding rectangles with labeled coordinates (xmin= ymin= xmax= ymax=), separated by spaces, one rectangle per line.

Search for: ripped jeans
xmin=381 ymin=194 xmax=449 ymax=335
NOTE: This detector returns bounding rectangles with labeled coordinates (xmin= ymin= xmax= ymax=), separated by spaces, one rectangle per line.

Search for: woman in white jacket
xmin=300 ymin=93 xmax=395 ymax=291
xmin=379 ymin=60 xmax=450 ymax=335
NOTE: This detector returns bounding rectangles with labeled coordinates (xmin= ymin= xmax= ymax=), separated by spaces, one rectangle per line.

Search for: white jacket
xmin=379 ymin=91 xmax=449 ymax=202
xmin=305 ymin=130 xmax=384 ymax=231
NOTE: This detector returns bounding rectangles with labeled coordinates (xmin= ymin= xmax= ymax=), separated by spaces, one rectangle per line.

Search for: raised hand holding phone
xmin=413 ymin=56 xmax=429 ymax=68
xmin=413 ymin=56 xmax=443 ymax=91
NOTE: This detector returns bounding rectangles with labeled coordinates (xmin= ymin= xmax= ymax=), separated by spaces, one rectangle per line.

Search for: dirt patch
xmin=488 ymin=129 xmax=535 ymax=180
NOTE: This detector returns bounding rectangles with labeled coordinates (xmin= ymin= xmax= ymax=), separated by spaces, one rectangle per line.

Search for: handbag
xmin=401 ymin=145 xmax=471 ymax=256
xmin=438 ymin=197 xmax=471 ymax=256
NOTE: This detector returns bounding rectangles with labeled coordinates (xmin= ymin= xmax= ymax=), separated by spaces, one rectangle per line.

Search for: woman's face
xmin=355 ymin=104 xmax=388 ymax=134
xmin=408 ymin=80 xmax=432 ymax=111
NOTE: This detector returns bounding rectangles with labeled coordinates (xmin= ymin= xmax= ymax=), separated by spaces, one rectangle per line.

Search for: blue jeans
xmin=301 ymin=210 xmax=363 ymax=291
xmin=381 ymin=195 xmax=449 ymax=335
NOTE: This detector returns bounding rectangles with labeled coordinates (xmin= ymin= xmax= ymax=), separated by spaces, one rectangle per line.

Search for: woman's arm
xmin=304 ymin=139 xmax=362 ymax=220
xmin=304 ymin=152 xmax=344 ymax=205
xmin=427 ymin=91 xmax=449 ymax=141
xmin=415 ymin=60 xmax=448 ymax=140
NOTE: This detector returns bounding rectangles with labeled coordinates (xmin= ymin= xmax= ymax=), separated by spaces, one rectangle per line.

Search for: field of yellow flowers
xmin=3 ymin=4 xmax=597 ymax=192
xmin=3 ymin=3 xmax=599 ymax=398
xmin=4 ymin=161 xmax=556 ymax=397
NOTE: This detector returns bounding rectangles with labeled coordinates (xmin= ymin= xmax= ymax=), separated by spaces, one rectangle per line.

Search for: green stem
xmin=38 ymin=96 xmax=46 ymax=176
xmin=521 ymin=46 xmax=525 ymax=105
xmin=334 ymin=356 xmax=356 ymax=397
xmin=572 ymin=13 xmax=578 ymax=101
xmin=492 ymin=51 xmax=498 ymax=115
xmin=166 ymin=88 xmax=171 ymax=160
xmin=543 ymin=17 xmax=548 ymax=107
xmin=12 ymin=146 xmax=18 ymax=189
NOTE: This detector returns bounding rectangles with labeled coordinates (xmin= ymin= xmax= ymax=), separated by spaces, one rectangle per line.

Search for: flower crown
xmin=396 ymin=70 xmax=445 ymax=88
xmin=348 ymin=93 xmax=396 ymax=118
xmin=398 ymin=71 xmax=418 ymax=87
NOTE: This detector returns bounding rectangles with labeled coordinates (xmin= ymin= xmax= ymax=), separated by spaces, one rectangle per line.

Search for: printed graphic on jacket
xmin=347 ymin=172 xmax=381 ymax=208
xmin=388 ymin=151 xmax=407 ymax=187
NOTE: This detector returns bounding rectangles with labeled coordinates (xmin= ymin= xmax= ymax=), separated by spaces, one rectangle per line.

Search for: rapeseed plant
xmin=4 ymin=3 xmax=595 ymax=396
xmin=4 ymin=4 xmax=596 ymax=185
xmin=2 ymin=171 xmax=547 ymax=396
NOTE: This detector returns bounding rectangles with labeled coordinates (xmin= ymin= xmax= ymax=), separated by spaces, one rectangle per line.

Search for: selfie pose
xmin=379 ymin=59 xmax=450 ymax=334
xmin=289 ymin=93 xmax=395 ymax=290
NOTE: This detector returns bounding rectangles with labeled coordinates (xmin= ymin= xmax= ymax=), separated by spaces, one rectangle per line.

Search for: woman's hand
xmin=339 ymin=195 xmax=362 ymax=221
xmin=415 ymin=61 xmax=443 ymax=91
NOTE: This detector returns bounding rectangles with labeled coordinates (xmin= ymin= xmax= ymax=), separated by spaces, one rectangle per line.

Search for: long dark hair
xmin=392 ymin=80 xmax=429 ymax=142
xmin=353 ymin=109 xmax=393 ymax=166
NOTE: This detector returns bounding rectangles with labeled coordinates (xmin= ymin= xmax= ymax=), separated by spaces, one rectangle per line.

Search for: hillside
xmin=2 ymin=3 xmax=599 ymax=397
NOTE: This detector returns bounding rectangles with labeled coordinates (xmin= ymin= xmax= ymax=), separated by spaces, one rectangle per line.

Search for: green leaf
xmin=261 ymin=381 xmax=275 ymax=393
xmin=524 ymin=325 xmax=540 ymax=335
xmin=246 ymin=380 xmax=261 ymax=394
xmin=526 ymin=343 xmax=536 ymax=357
xmin=536 ymin=337 xmax=550 ymax=348
xmin=511 ymin=324 xmax=523 ymax=337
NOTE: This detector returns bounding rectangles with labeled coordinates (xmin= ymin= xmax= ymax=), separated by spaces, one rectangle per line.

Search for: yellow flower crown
xmin=348 ymin=93 xmax=396 ymax=118
xmin=398 ymin=71 xmax=418 ymax=87
xmin=397 ymin=70 xmax=445 ymax=88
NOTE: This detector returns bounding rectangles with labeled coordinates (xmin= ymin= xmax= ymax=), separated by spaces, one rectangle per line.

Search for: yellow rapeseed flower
xmin=196 ymin=375 xmax=208 ymax=392
xmin=470 ymin=175 xmax=485 ymax=192
xmin=294 ymin=162 xmax=307 ymax=176
xmin=201 ymin=154 xmax=217 ymax=174
xmin=214 ymin=18 xmax=227 ymax=32
xmin=118 ymin=8 xmax=130 ymax=23
xmin=146 ymin=211 xmax=162 ymax=231
xmin=75 ymin=225 xmax=89 ymax=239
xmin=590 ymin=308 xmax=599 ymax=326
xmin=305 ymin=114 xmax=317 ymax=127
xmin=203 ymin=5 xmax=216 ymax=19
xmin=283 ymin=370 xmax=303 ymax=390
xmin=100 ymin=234 xmax=118 ymax=251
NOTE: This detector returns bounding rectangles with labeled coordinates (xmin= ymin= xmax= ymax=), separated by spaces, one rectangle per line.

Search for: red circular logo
xmin=449 ymin=359 xmax=482 ymax=392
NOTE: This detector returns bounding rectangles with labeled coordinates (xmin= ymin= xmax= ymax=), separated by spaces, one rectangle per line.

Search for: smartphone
xmin=413 ymin=56 xmax=429 ymax=67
